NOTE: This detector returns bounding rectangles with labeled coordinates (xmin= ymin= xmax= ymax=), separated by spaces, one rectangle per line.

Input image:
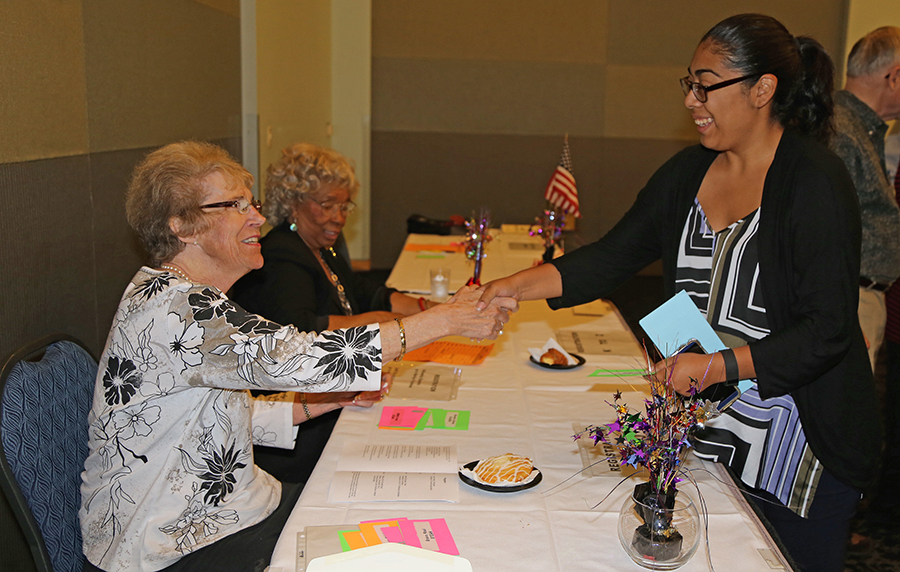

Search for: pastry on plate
xmin=473 ymin=453 xmax=533 ymax=484
xmin=540 ymin=348 xmax=568 ymax=366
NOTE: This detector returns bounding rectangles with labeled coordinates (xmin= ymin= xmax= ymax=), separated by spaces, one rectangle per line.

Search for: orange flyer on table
xmin=402 ymin=341 xmax=494 ymax=365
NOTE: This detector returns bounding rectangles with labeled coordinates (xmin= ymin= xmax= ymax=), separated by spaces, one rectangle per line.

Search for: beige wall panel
xmin=607 ymin=0 xmax=846 ymax=67
xmin=83 ymin=0 xmax=241 ymax=152
xmin=372 ymin=58 xmax=605 ymax=136
xmin=256 ymin=0 xmax=332 ymax=181
xmin=0 ymin=0 xmax=88 ymax=163
xmin=604 ymin=65 xmax=697 ymax=141
xmin=373 ymin=0 xmax=608 ymax=63
xmin=192 ymin=0 xmax=240 ymax=18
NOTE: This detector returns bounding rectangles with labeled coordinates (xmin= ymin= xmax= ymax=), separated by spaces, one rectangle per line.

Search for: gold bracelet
xmin=299 ymin=393 xmax=312 ymax=420
xmin=395 ymin=317 xmax=407 ymax=361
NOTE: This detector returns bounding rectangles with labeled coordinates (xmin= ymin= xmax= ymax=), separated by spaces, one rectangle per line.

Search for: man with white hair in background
xmin=831 ymin=26 xmax=900 ymax=370
xmin=832 ymin=26 xmax=900 ymax=550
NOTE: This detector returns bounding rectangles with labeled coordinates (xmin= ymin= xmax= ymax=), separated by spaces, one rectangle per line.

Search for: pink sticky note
xmin=382 ymin=527 xmax=405 ymax=543
xmin=399 ymin=518 xmax=459 ymax=555
xmin=378 ymin=406 xmax=429 ymax=429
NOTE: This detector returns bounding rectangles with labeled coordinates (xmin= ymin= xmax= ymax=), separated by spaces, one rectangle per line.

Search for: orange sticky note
xmin=359 ymin=520 xmax=403 ymax=545
xmin=402 ymin=341 xmax=494 ymax=365
xmin=340 ymin=530 xmax=369 ymax=550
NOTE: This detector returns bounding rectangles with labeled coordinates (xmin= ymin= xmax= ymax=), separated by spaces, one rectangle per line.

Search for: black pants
xmin=753 ymin=468 xmax=860 ymax=572
xmin=83 ymin=481 xmax=304 ymax=572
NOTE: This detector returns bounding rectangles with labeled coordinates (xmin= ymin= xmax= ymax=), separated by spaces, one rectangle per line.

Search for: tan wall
xmin=369 ymin=0 xmax=848 ymax=268
xmin=0 ymin=0 xmax=89 ymax=162
xmin=83 ymin=0 xmax=241 ymax=152
xmin=331 ymin=0 xmax=372 ymax=261
xmin=0 ymin=0 xmax=241 ymax=359
xmin=256 ymin=0 xmax=333 ymax=187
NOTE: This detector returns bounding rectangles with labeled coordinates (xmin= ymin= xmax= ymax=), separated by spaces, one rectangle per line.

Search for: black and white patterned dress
xmin=677 ymin=199 xmax=822 ymax=517
xmin=79 ymin=268 xmax=382 ymax=571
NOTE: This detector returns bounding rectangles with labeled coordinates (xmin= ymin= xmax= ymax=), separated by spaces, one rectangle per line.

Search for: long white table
xmin=385 ymin=231 xmax=550 ymax=295
xmin=269 ymin=232 xmax=791 ymax=571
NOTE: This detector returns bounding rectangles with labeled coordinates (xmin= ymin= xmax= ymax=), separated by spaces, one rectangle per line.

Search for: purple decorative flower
xmin=576 ymin=369 xmax=711 ymax=496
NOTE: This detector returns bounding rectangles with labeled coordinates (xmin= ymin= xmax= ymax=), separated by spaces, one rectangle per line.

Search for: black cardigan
xmin=231 ymin=223 xmax=395 ymax=333
xmin=549 ymin=130 xmax=878 ymax=491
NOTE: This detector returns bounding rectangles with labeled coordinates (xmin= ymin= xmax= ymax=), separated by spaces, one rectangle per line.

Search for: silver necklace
xmin=160 ymin=263 xmax=191 ymax=282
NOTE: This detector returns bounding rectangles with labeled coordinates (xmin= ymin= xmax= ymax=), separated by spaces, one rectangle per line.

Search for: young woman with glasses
xmin=477 ymin=14 xmax=875 ymax=572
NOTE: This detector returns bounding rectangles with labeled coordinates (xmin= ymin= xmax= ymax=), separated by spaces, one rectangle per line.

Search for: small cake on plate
xmin=473 ymin=453 xmax=534 ymax=484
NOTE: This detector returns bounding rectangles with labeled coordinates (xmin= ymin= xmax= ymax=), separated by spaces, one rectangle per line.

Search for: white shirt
xmin=80 ymin=268 xmax=381 ymax=571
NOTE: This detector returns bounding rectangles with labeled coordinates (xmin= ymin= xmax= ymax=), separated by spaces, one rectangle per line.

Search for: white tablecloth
xmin=269 ymin=233 xmax=790 ymax=571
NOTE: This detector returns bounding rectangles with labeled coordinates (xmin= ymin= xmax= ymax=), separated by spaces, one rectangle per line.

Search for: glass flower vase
xmin=618 ymin=483 xmax=701 ymax=570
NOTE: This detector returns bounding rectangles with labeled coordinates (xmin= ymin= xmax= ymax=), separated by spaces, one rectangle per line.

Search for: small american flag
xmin=544 ymin=135 xmax=580 ymax=218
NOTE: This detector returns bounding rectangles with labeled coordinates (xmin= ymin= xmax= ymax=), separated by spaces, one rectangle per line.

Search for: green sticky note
xmin=588 ymin=368 xmax=646 ymax=377
xmin=415 ymin=409 xmax=470 ymax=430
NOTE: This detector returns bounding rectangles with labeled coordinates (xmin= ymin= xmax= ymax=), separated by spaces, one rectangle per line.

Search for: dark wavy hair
xmin=700 ymin=14 xmax=835 ymax=143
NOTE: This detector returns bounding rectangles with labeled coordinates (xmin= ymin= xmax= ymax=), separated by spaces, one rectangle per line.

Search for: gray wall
xmin=0 ymin=0 xmax=241 ymax=360
xmin=369 ymin=0 xmax=848 ymax=269
xmin=0 ymin=1 xmax=241 ymax=569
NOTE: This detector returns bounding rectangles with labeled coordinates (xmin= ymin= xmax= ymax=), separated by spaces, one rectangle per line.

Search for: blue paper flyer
xmin=639 ymin=290 xmax=752 ymax=393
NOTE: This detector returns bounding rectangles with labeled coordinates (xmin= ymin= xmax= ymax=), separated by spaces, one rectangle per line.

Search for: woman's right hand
xmin=379 ymin=285 xmax=518 ymax=361
xmin=476 ymin=277 xmax=522 ymax=310
xmin=476 ymin=264 xmax=563 ymax=310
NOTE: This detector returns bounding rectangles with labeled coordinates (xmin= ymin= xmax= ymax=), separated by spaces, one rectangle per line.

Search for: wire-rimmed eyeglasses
xmin=199 ymin=197 xmax=262 ymax=214
xmin=307 ymin=196 xmax=356 ymax=216
xmin=679 ymin=73 xmax=761 ymax=103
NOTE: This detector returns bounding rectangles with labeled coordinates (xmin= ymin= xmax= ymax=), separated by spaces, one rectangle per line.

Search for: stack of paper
xmin=327 ymin=443 xmax=459 ymax=503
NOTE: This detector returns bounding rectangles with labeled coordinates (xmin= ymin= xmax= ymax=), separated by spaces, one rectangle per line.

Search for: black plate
xmin=529 ymin=353 xmax=585 ymax=370
xmin=458 ymin=460 xmax=542 ymax=493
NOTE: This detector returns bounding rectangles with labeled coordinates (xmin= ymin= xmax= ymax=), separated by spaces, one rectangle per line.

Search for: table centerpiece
xmin=575 ymin=357 xmax=719 ymax=569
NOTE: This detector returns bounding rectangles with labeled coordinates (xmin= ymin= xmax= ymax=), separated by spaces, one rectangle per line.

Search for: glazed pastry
xmin=473 ymin=453 xmax=533 ymax=484
xmin=540 ymin=348 xmax=568 ymax=365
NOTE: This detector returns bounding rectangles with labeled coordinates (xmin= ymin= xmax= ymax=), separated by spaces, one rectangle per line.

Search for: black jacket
xmin=549 ymin=130 xmax=878 ymax=490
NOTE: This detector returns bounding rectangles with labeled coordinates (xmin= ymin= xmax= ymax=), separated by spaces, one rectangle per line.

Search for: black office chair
xmin=0 ymin=334 xmax=98 ymax=572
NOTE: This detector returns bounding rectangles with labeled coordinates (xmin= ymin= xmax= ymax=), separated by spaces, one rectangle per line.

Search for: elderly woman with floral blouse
xmin=79 ymin=141 xmax=515 ymax=572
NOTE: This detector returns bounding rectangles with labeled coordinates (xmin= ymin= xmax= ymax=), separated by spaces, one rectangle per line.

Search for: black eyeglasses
xmin=199 ymin=197 xmax=262 ymax=214
xmin=679 ymin=73 xmax=761 ymax=103
xmin=307 ymin=196 xmax=356 ymax=216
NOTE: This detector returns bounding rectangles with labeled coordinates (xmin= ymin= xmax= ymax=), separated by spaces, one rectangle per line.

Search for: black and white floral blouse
xmin=79 ymin=268 xmax=381 ymax=571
